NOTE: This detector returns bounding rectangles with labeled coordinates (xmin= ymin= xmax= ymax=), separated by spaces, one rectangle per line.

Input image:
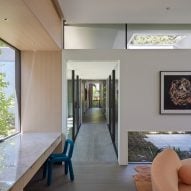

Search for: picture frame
xmin=160 ymin=71 xmax=191 ymax=114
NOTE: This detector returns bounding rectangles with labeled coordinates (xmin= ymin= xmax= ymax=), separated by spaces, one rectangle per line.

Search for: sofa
xmin=151 ymin=148 xmax=191 ymax=191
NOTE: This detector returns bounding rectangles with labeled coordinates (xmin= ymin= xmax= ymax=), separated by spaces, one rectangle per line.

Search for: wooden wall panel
xmin=23 ymin=0 xmax=62 ymax=48
xmin=21 ymin=51 xmax=62 ymax=132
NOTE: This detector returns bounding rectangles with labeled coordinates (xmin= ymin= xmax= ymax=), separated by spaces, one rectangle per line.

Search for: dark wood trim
xmin=113 ymin=143 xmax=118 ymax=157
xmin=15 ymin=49 xmax=21 ymax=127
xmin=125 ymin=24 xmax=128 ymax=49
xmin=72 ymin=70 xmax=75 ymax=141
xmin=109 ymin=75 xmax=112 ymax=133
xmin=0 ymin=38 xmax=20 ymax=51
xmin=73 ymin=76 xmax=81 ymax=142
xmin=63 ymin=20 xmax=66 ymax=49
xmin=107 ymin=124 xmax=118 ymax=157
xmin=112 ymin=70 xmax=115 ymax=143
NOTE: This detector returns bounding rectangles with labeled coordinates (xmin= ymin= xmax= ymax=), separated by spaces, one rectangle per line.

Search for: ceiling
xmin=59 ymin=0 xmax=191 ymax=79
xmin=58 ymin=0 xmax=191 ymax=24
xmin=67 ymin=60 xmax=119 ymax=79
xmin=1 ymin=0 xmax=191 ymax=79
xmin=1 ymin=0 xmax=191 ymax=51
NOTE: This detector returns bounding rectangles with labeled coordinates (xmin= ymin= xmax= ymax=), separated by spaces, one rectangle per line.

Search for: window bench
xmin=0 ymin=132 xmax=62 ymax=191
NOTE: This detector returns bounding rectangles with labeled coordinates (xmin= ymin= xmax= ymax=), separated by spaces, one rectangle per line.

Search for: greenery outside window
xmin=128 ymin=131 xmax=191 ymax=163
xmin=92 ymin=83 xmax=100 ymax=107
xmin=0 ymin=39 xmax=21 ymax=140
xmin=128 ymin=34 xmax=185 ymax=49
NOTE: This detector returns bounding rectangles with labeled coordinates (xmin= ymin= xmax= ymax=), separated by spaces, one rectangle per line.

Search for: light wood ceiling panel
xmin=23 ymin=0 xmax=62 ymax=49
xmin=0 ymin=0 xmax=61 ymax=50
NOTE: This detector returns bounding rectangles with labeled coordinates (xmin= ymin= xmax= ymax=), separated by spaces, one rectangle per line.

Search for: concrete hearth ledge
xmin=0 ymin=132 xmax=61 ymax=191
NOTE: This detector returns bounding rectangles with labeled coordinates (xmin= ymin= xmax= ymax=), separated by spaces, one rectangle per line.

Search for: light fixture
xmin=1 ymin=18 xmax=8 ymax=21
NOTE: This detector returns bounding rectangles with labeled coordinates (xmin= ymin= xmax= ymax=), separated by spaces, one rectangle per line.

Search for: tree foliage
xmin=0 ymin=41 xmax=14 ymax=138
xmin=0 ymin=72 xmax=13 ymax=137
xmin=131 ymin=34 xmax=184 ymax=45
xmin=0 ymin=40 xmax=6 ymax=54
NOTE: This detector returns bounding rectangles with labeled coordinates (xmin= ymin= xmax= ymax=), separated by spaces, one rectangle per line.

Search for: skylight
xmin=128 ymin=34 xmax=185 ymax=49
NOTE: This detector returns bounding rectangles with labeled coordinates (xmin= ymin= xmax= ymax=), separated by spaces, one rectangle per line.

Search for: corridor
xmin=72 ymin=108 xmax=117 ymax=163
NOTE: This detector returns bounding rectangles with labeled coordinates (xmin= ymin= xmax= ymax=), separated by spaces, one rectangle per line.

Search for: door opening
xmin=66 ymin=60 xmax=120 ymax=159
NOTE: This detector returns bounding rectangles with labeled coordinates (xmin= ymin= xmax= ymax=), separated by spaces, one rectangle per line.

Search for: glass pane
xmin=128 ymin=131 xmax=191 ymax=162
xmin=92 ymin=83 xmax=100 ymax=107
xmin=64 ymin=24 xmax=125 ymax=49
xmin=0 ymin=40 xmax=19 ymax=139
xmin=74 ymin=74 xmax=78 ymax=138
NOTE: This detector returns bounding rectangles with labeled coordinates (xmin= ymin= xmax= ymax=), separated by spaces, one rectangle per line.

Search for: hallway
xmin=73 ymin=108 xmax=116 ymax=163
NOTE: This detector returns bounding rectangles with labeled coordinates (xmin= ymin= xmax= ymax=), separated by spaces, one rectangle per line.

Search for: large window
xmin=0 ymin=39 xmax=20 ymax=140
xmin=128 ymin=131 xmax=191 ymax=163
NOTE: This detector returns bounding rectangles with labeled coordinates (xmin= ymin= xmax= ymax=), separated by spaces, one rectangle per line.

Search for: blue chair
xmin=43 ymin=139 xmax=74 ymax=186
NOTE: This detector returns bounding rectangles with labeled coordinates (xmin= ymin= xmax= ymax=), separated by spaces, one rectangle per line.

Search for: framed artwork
xmin=160 ymin=71 xmax=191 ymax=114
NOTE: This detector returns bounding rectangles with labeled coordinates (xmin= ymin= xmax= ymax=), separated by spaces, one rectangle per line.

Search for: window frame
xmin=0 ymin=38 xmax=21 ymax=141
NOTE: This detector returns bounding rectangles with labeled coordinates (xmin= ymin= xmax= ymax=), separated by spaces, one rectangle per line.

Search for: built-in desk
xmin=0 ymin=132 xmax=61 ymax=191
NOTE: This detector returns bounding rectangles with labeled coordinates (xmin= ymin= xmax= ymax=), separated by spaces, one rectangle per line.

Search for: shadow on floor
xmin=25 ymin=163 xmax=139 ymax=191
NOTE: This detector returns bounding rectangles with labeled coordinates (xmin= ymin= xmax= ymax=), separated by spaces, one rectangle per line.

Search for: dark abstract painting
xmin=160 ymin=71 xmax=191 ymax=114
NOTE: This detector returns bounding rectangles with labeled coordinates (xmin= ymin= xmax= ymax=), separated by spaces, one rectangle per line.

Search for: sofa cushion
xmin=151 ymin=148 xmax=181 ymax=191
xmin=179 ymin=160 xmax=191 ymax=185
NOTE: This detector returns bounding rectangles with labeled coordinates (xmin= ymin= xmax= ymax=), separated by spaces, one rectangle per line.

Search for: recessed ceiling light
xmin=1 ymin=18 xmax=8 ymax=21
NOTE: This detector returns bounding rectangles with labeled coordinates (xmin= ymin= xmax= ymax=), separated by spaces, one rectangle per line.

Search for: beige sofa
xmin=151 ymin=148 xmax=191 ymax=191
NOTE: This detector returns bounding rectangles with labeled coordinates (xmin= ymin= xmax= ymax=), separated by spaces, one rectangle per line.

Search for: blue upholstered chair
xmin=43 ymin=139 xmax=74 ymax=186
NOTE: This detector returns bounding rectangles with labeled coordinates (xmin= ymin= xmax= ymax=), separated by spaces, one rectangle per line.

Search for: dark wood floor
xmin=25 ymin=160 xmax=140 ymax=191
xmin=25 ymin=163 xmax=138 ymax=191
xmin=25 ymin=108 xmax=137 ymax=191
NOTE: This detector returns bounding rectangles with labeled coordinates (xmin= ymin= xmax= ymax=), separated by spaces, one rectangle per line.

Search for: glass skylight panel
xmin=128 ymin=34 xmax=185 ymax=49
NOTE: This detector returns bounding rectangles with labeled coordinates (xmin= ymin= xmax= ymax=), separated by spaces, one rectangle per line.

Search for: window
xmin=128 ymin=131 xmax=191 ymax=162
xmin=0 ymin=39 xmax=21 ymax=140
xmin=92 ymin=83 xmax=100 ymax=107
xmin=127 ymin=34 xmax=185 ymax=49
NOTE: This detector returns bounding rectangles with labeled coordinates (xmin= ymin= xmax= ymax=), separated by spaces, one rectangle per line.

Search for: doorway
xmin=65 ymin=60 xmax=120 ymax=160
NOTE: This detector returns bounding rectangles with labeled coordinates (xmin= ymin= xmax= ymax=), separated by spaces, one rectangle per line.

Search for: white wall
xmin=62 ymin=49 xmax=191 ymax=165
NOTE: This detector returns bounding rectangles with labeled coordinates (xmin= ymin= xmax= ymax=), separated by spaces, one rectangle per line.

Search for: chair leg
xmin=47 ymin=162 xmax=52 ymax=186
xmin=42 ymin=160 xmax=47 ymax=179
xmin=65 ymin=161 xmax=68 ymax=175
xmin=68 ymin=160 xmax=74 ymax=181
